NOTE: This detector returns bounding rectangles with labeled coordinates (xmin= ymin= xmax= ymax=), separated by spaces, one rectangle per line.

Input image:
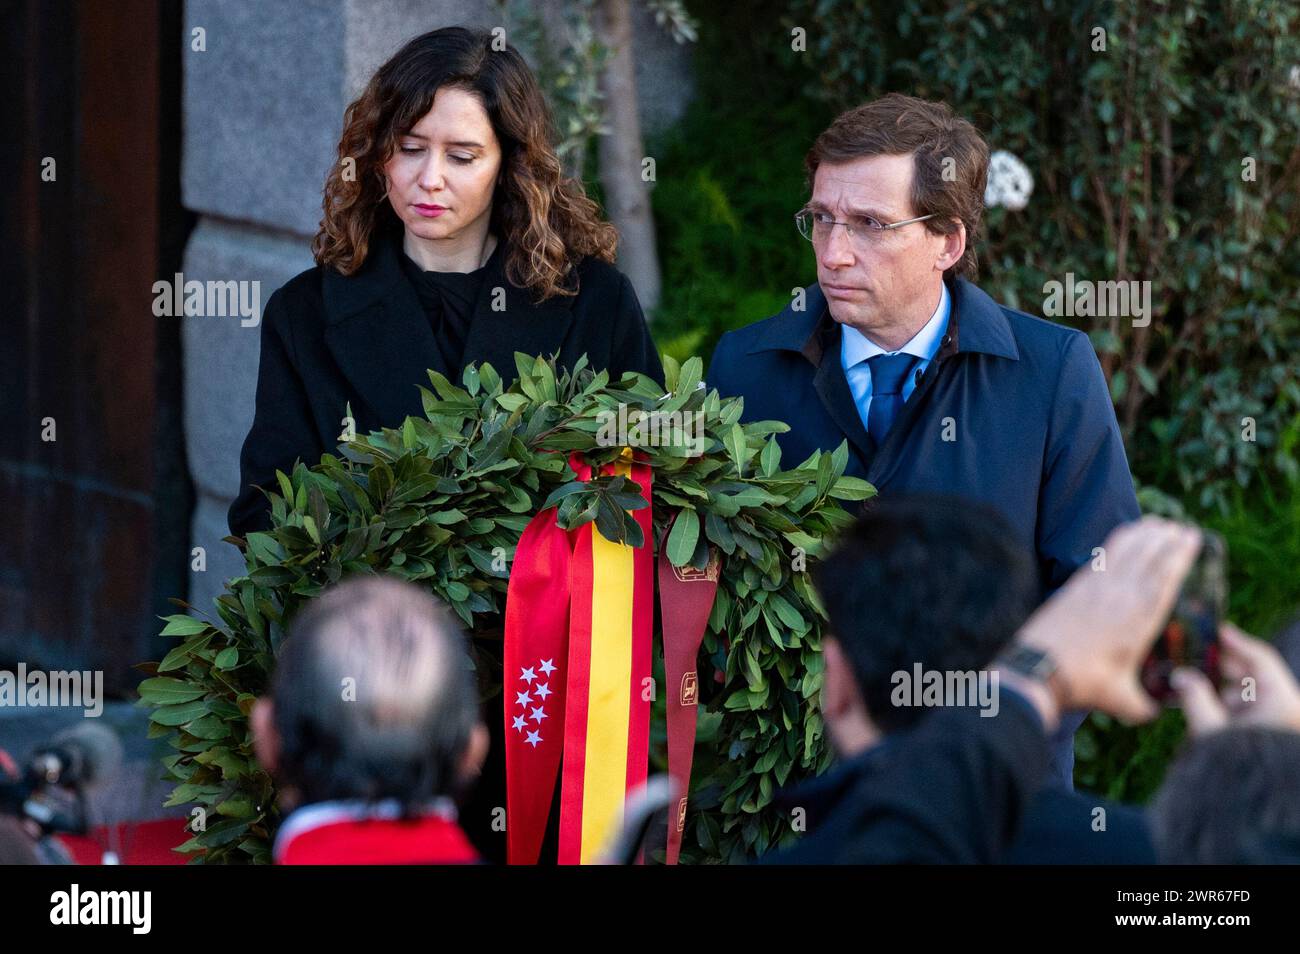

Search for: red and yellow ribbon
xmin=504 ymin=450 xmax=654 ymax=864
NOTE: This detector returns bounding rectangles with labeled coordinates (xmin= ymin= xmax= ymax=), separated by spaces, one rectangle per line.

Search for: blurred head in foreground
xmin=812 ymin=495 xmax=1037 ymax=754
xmin=253 ymin=574 xmax=488 ymax=814
xmin=1153 ymin=726 xmax=1300 ymax=863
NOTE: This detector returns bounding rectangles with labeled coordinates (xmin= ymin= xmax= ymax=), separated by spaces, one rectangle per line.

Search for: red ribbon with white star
xmin=503 ymin=451 xmax=654 ymax=864
xmin=502 ymin=499 xmax=572 ymax=864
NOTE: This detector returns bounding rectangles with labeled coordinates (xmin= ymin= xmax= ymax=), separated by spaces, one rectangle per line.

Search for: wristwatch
xmin=994 ymin=645 xmax=1068 ymax=708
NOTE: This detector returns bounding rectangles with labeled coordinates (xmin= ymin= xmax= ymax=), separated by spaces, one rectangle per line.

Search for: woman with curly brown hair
xmin=229 ymin=26 xmax=663 ymax=541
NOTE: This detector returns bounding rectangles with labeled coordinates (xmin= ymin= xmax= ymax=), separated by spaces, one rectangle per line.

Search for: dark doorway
xmin=1 ymin=0 xmax=192 ymax=694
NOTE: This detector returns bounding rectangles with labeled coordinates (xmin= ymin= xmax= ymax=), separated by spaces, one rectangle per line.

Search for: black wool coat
xmin=228 ymin=232 xmax=664 ymax=538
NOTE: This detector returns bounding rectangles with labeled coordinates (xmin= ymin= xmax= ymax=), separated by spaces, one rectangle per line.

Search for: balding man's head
xmin=254 ymin=575 xmax=486 ymax=810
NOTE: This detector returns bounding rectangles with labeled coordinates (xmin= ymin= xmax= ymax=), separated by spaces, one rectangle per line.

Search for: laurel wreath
xmin=141 ymin=353 xmax=873 ymax=863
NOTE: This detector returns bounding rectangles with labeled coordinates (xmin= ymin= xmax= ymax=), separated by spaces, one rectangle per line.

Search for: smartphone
xmin=1140 ymin=529 xmax=1226 ymax=703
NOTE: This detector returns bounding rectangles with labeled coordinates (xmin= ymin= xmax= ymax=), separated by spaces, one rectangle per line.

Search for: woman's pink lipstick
xmin=413 ymin=203 xmax=447 ymax=218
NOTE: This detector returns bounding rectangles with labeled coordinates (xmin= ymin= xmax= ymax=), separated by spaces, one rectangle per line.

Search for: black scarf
xmin=397 ymin=239 xmax=503 ymax=374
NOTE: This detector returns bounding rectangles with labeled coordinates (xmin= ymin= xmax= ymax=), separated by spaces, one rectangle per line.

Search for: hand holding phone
xmin=1172 ymin=623 xmax=1300 ymax=735
xmin=1140 ymin=530 xmax=1226 ymax=704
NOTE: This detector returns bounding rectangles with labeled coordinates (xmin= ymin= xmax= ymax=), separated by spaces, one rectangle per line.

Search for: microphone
xmin=30 ymin=723 xmax=124 ymax=789
xmin=0 ymin=723 xmax=124 ymax=849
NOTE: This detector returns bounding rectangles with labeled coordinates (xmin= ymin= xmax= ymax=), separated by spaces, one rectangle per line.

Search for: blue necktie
xmin=865 ymin=353 xmax=920 ymax=447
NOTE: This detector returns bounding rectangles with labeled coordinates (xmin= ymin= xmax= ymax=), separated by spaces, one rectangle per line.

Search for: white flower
xmin=1290 ymin=65 xmax=1300 ymax=90
xmin=984 ymin=150 xmax=1034 ymax=211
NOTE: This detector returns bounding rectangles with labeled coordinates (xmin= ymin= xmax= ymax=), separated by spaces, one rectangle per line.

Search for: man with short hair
xmin=767 ymin=497 xmax=1154 ymax=864
xmin=252 ymin=574 xmax=488 ymax=864
xmin=708 ymin=93 xmax=1140 ymax=785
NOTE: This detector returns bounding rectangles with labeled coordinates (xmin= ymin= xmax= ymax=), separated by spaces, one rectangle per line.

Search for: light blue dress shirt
xmin=840 ymin=281 xmax=951 ymax=428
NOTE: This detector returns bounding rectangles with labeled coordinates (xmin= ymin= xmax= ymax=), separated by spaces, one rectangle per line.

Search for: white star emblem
xmin=520 ymin=666 xmax=536 ymax=684
xmin=538 ymin=658 xmax=556 ymax=677
xmin=530 ymin=706 xmax=547 ymax=724
xmin=534 ymin=682 xmax=552 ymax=700
xmin=525 ymin=730 xmax=542 ymax=748
xmin=515 ymin=690 xmax=532 ymax=707
xmin=512 ymin=715 xmax=527 ymax=732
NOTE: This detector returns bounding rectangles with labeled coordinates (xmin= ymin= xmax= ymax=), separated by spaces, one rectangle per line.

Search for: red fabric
xmin=556 ymin=519 xmax=594 ymax=864
xmin=623 ymin=461 xmax=655 ymax=864
xmin=503 ymin=505 xmax=574 ymax=864
xmin=277 ymin=814 xmax=479 ymax=865
xmin=556 ymin=455 xmax=653 ymax=865
xmin=555 ymin=452 xmax=598 ymax=864
xmin=508 ymin=452 xmax=656 ymax=865
xmin=58 ymin=819 xmax=189 ymax=865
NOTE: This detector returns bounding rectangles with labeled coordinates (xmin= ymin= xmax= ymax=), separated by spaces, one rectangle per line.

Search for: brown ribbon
xmin=657 ymin=516 xmax=720 ymax=865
